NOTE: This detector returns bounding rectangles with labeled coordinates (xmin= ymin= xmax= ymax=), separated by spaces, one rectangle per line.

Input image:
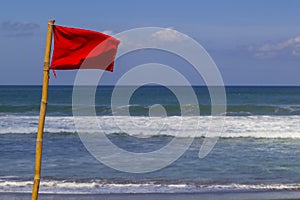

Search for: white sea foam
xmin=1 ymin=180 xmax=300 ymax=194
xmin=1 ymin=115 xmax=300 ymax=138
xmin=208 ymin=183 xmax=300 ymax=190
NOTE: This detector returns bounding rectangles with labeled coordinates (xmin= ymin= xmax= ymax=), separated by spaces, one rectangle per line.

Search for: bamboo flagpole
xmin=31 ymin=20 xmax=119 ymax=199
xmin=32 ymin=19 xmax=55 ymax=200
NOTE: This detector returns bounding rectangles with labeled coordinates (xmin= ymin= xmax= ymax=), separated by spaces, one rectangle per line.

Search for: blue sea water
xmin=1 ymin=86 xmax=300 ymax=194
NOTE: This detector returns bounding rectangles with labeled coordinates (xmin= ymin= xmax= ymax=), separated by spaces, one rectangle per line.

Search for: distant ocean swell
xmin=1 ymin=115 xmax=300 ymax=138
xmin=2 ymin=104 xmax=300 ymax=116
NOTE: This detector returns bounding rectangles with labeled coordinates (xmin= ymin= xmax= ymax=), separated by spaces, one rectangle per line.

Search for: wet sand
xmin=2 ymin=191 xmax=300 ymax=200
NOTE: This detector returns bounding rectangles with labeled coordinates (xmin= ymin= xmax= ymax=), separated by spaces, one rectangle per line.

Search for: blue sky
xmin=0 ymin=0 xmax=300 ymax=85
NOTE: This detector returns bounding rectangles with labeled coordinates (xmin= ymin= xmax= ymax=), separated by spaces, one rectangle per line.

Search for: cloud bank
xmin=254 ymin=36 xmax=300 ymax=58
xmin=1 ymin=20 xmax=40 ymax=37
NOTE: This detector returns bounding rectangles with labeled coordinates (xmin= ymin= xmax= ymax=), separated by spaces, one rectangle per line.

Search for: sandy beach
xmin=2 ymin=191 xmax=300 ymax=200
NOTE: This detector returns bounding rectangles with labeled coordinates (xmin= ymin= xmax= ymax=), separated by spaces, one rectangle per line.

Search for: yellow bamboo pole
xmin=32 ymin=19 xmax=55 ymax=200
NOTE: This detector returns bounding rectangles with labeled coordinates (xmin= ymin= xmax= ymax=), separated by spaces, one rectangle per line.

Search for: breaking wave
xmin=1 ymin=115 xmax=300 ymax=138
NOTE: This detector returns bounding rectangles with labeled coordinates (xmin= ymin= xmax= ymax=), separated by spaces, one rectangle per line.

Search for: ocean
xmin=1 ymin=86 xmax=300 ymax=196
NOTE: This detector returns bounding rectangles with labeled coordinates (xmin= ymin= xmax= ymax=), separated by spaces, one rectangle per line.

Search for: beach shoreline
xmin=1 ymin=191 xmax=300 ymax=200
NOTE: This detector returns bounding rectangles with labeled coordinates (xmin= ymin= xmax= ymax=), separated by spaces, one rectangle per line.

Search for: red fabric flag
xmin=50 ymin=25 xmax=120 ymax=72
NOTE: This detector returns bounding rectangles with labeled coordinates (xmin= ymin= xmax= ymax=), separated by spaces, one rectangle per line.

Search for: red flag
xmin=50 ymin=25 xmax=120 ymax=72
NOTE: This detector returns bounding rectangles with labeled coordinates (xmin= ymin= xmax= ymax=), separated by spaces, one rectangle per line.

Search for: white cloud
xmin=102 ymin=30 xmax=114 ymax=35
xmin=151 ymin=27 xmax=188 ymax=42
xmin=255 ymin=36 xmax=300 ymax=58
